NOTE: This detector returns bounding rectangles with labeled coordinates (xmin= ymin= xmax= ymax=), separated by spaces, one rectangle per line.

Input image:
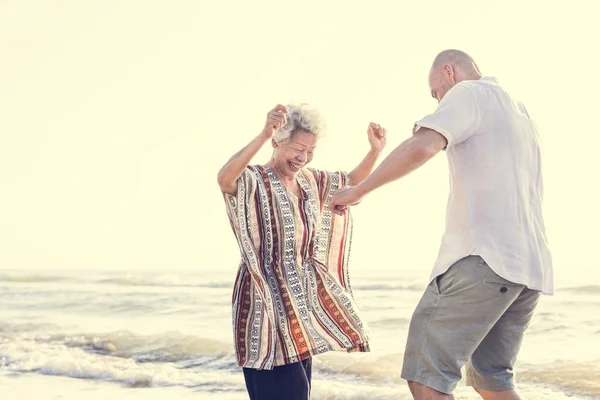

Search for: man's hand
xmin=329 ymin=186 xmax=365 ymax=215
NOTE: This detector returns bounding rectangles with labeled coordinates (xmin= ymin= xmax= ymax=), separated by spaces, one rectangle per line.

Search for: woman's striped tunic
xmin=223 ymin=165 xmax=370 ymax=370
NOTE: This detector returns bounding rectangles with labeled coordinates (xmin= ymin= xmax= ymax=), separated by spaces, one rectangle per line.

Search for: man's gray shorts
xmin=401 ymin=255 xmax=540 ymax=394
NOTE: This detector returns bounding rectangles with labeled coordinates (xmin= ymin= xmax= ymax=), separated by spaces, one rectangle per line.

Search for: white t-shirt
xmin=414 ymin=76 xmax=554 ymax=295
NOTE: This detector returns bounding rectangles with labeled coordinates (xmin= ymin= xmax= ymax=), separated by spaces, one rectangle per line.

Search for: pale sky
xmin=1 ymin=1 xmax=598 ymax=286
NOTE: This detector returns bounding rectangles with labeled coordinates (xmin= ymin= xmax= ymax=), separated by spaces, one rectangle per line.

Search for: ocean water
xmin=1 ymin=267 xmax=599 ymax=400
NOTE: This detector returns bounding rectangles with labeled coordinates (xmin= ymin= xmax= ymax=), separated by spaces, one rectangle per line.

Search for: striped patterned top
xmin=223 ymin=165 xmax=370 ymax=370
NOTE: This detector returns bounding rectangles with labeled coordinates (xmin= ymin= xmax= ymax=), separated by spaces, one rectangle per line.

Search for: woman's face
xmin=272 ymin=130 xmax=317 ymax=179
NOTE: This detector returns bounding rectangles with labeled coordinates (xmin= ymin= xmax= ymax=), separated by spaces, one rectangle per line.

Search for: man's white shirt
xmin=414 ymin=76 xmax=554 ymax=295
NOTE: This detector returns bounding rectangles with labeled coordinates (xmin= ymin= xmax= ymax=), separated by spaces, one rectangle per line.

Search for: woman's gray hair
xmin=273 ymin=103 xmax=326 ymax=144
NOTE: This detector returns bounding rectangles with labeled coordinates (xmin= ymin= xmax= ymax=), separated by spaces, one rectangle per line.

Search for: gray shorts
xmin=401 ymin=255 xmax=540 ymax=394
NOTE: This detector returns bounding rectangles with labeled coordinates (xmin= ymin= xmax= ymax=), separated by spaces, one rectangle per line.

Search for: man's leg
xmin=401 ymin=256 xmax=527 ymax=399
xmin=408 ymin=381 xmax=455 ymax=399
xmin=473 ymin=387 xmax=522 ymax=400
xmin=467 ymin=284 xmax=540 ymax=400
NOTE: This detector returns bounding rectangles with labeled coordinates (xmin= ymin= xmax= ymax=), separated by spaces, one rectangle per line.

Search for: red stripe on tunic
xmin=235 ymin=272 xmax=251 ymax=366
xmin=315 ymin=271 xmax=362 ymax=345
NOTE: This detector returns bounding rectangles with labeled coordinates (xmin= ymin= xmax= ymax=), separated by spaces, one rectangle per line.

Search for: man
xmin=329 ymin=50 xmax=553 ymax=400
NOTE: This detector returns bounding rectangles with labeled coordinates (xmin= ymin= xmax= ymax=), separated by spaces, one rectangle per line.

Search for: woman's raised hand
xmin=367 ymin=122 xmax=387 ymax=152
xmin=262 ymin=104 xmax=288 ymax=138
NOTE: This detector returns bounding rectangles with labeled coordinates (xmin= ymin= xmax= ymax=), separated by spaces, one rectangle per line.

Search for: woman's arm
xmin=347 ymin=123 xmax=387 ymax=186
xmin=217 ymin=133 xmax=270 ymax=195
xmin=217 ymin=105 xmax=287 ymax=195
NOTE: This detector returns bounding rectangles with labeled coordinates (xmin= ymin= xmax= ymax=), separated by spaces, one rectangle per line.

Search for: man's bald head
xmin=428 ymin=49 xmax=482 ymax=102
xmin=431 ymin=50 xmax=480 ymax=72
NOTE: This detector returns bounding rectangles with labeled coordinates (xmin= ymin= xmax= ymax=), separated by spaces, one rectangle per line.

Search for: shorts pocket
xmin=435 ymin=257 xmax=470 ymax=296
xmin=483 ymin=266 xmax=522 ymax=287
xmin=482 ymin=267 xmax=524 ymax=298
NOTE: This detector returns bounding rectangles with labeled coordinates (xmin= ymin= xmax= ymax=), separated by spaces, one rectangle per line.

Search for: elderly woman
xmin=217 ymin=104 xmax=386 ymax=400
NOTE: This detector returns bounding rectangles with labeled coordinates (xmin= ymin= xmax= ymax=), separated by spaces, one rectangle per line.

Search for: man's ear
xmin=272 ymin=138 xmax=278 ymax=148
xmin=444 ymin=64 xmax=456 ymax=84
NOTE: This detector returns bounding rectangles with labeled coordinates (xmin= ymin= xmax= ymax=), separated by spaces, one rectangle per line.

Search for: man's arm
xmin=329 ymin=128 xmax=447 ymax=211
xmin=355 ymin=128 xmax=447 ymax=195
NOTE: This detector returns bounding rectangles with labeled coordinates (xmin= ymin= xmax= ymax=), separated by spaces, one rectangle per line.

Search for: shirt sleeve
xmin=306 ymin=168 xmax=349 ymax=206
xmin=222 ymin=167 xmax=259 ymax=228
xmin=414 ymin=83 xmax=481 ymax=148
xmin=305 ymin=168 xmax=352 ymax=271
